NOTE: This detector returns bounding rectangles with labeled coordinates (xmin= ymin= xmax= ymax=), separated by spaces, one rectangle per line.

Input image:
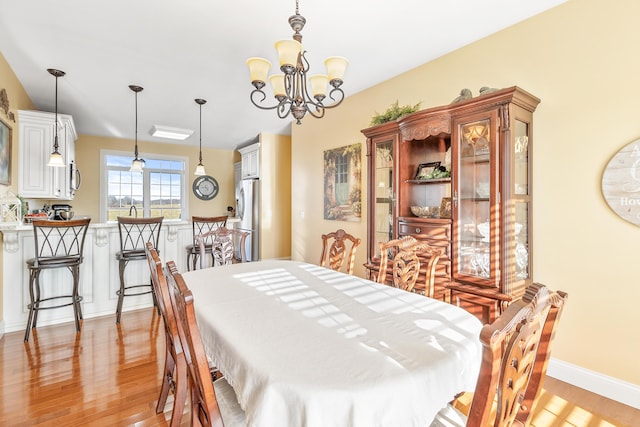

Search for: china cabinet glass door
xmin=512 ymin=119 xmax=531 ymax=280
xmin=373 ymin=139 xmax=395 ymax=258
xmin=452 ymin=112 xmax=498 ymax=286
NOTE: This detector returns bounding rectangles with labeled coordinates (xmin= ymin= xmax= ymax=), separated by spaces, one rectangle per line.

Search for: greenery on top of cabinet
xmin=370 ymin=101 xmax=421 ymax=126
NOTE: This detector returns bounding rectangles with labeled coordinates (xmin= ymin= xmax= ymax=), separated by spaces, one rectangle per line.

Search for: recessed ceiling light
xmin=150 ymin=125 xmax=193 ymax=140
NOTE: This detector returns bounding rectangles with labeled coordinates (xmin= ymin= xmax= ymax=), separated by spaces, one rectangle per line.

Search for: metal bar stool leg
xmin=116 ymin=259 xmax=127 ymax=324
xmin=24 ymin=269 xmax=38 ymax=342
xmin=71 ymin=265 xmax=82 ymax=332
xmin=32 ymin=272 xmax=42 ymax=330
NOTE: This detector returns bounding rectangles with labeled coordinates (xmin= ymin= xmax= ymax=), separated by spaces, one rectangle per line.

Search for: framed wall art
xmin=324 ymin=143 xmax=362 ymax=221
xmin=0 ymin=118 xmax=11 ymax=185
xmin=439 ymin=197 xmax=452 ymax=219
xmin=414 ymin=161 xmax=440 ymax=180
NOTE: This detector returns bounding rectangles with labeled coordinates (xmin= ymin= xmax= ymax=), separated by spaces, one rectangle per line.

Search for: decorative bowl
xmin=60 ymin=211 xmax=74 ymax=220
xmin=410 ymin=206 xmax=439 ymax=218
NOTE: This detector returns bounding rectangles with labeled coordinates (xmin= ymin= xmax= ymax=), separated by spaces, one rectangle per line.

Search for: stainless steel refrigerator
xmin=237 ymin=178 xmax=259 ymax=261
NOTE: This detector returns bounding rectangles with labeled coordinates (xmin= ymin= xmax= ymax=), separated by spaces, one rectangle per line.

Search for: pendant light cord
xmin=199 ymin=102 xmax=203 ymax=163
xmin=54 ymin=73 xmax=59 ymax=147
xmin=134 ymin=90 xmax=139 ymax=159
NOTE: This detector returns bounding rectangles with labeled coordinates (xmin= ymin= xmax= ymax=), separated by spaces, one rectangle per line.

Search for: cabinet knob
xmin=415 ymin=227 xmax=421 ymax=233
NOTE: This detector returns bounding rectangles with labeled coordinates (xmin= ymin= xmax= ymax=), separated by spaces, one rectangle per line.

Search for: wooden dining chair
xmin=429 ymin=283 xmax=569 ymax=427
xmin=186 ymin=216 xmax=228 ymax=271
xmin=145 ymin=243 xmax=186 ymax=426
xmin=165 ymin=261 xmax=246 ymax=427
xmin=377 ymin=235 xmax=443 ymax=296
xmin=320 ymin=229 xmax=361 ymax=275
xmin=195 ymin=226 xmax=250 ymax=269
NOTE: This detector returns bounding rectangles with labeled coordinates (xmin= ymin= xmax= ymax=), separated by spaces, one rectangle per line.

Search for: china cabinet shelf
xmin=405 ymin=178 xmax=451 ymax=184
xmin=363 ymin=86 xmax=539 ymax=323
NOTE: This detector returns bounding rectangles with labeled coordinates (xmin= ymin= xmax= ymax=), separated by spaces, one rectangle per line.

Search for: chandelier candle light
xmin=194 ymin=98 xmax=207 ymax=176
xmin=47 ymin=68 xmax=66 ymax=167
xmin=129 ymin=85 xmax=145 ymax=173
xmin=246 ymin=0 xmax=348 ymax=124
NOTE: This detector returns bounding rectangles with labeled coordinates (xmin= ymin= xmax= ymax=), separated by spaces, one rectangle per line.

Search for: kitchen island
xmin=0 ymin=217 xmax=239 ymax=334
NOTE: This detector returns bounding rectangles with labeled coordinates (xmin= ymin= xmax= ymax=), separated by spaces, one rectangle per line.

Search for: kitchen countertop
xmin=0 ymin=218 xmax=240 ymax=231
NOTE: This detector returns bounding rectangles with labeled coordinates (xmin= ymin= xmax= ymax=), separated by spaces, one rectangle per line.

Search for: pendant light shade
xmin=47 ymin=68 xmax=66 ymax=168
xmin=129 ymin=85 xmax=145 ymax=173
xmin=194 ymin=98 xmax=207 ymax=176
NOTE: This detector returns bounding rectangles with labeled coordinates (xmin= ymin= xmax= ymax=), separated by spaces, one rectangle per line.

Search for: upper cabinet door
xmin=18 ymin=110 xmax=77 ymax=200
xmin=451 ymin=109 xmax=500 ymax=288
xmin=239 ymin=143 xmax=260 ymax=179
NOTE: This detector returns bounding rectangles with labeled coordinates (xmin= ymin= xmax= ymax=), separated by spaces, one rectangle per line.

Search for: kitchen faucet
xmin=128 ymin=205 xmax=138 ymax=218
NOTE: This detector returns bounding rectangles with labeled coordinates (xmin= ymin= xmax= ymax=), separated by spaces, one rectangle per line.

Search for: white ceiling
xmin=0 ymin=0 xmax=565 ymax=150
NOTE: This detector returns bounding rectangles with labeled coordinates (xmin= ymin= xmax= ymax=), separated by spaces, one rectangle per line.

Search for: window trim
xmin=100 ymin=149 xmax=190 ymax=222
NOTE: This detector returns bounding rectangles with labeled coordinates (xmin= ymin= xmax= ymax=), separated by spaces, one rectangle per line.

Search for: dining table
xmin=182 ymin=259 xmax=483 ymax=427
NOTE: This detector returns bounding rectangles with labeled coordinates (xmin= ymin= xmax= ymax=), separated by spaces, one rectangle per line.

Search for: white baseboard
xmin=548 ymin=358 xmax=640 ymax=409
xmin=0 ymin=320 xmax=4 ymax=340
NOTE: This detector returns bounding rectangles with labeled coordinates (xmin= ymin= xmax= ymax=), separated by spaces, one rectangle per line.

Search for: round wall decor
xmin=602 ymin=138 xmax=640 ymax=226
xmin=192 ymin=175 xmax=219 ymax=200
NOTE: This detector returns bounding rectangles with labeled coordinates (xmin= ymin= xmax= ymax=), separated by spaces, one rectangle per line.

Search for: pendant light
xmin=129 ymin=85 xmax=145 ymax=172
xmin=47 ymin=68 xmax=66 ymax=167
xmin=194 ymin=98 xmax=207 ymax=176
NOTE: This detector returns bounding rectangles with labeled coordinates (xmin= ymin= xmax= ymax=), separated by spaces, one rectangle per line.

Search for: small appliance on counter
xmin=52 ymin=204 xmax=74 ymax=220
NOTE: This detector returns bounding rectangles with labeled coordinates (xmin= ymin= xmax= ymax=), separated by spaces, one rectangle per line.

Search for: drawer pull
xmin=415 ymin=227 xmax=421 ymax=233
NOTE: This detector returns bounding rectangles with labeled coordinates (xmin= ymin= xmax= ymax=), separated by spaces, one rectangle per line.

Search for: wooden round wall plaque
xmin=602 ymin=138 xmax=640 ymax=226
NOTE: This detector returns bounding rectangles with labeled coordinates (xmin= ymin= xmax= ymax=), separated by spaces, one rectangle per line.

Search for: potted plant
xmin=370 ymin=101 xmax=421 ymax=126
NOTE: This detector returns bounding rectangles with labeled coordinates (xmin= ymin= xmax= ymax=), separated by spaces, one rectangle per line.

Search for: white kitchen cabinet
xmin=239 ymin=142 xmax=260 ymax=179
xmin=18 ymin=110 xmax=77 ymax=200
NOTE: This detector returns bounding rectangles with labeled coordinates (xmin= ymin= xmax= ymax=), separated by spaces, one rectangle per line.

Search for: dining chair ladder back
xmin=145 ymin=243 xmax=187 ymax=426
xmin=195 ymin=226 xmax=250 ymax=270
xmin=165 ymin=261 xmax=246 ymax=427
xmin=377 ymin=235 xmax=443 ymax=296
xmin=430 ymin=283 xmax=568 ymax=427
xmin=24 ymin=217 xmax=91 ymax=342
xmin=187 ymin=216 xmax=228 ymax=270
xmin=115 ymin=216 xmax=163 ymax=323
xmin=320 ymin=229 xmax=361 ymax=275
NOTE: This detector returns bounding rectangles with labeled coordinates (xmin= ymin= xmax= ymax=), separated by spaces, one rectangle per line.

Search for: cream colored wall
xmin=258 ymin=132 xmax=291 ymax=259
xmin=0 ymin=52 xmax=35 ymax=323
xmin=73 ymin=134 xmax=235 ymax=220
xmin=292 ymin=0 xmax=640 ymax=386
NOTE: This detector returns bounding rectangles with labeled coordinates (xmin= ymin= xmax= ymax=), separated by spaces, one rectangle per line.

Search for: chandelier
xmin=246 ymin=0 xmax=348 ymax=124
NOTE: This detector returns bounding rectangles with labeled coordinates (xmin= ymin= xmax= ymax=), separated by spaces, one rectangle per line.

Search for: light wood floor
xmin=1 ymin=308 xmax=638 ymax=426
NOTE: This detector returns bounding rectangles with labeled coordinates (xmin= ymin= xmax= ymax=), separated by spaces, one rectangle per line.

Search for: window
xmin=102 ymin=152 xmax=187 ymax=221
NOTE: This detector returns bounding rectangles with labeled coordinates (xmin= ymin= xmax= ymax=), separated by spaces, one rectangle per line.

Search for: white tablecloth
xmin=183 ymin=260 xmax=482 ymax=427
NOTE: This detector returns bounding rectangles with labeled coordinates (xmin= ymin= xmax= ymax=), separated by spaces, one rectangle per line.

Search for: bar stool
xmin=186 ymin=215 xmax=227 ymax=270
xmin=115 ymin=216 xmax=163 ymax=323
xmin=24 ymin=218 xmax=91 ymax=342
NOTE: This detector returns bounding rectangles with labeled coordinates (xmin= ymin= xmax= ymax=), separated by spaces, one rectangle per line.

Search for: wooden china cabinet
xmin=362 ymin=86 xmax=540 ymax=323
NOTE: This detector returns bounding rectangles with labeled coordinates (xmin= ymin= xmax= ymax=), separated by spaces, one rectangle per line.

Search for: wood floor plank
xmin=1 ymin=307 xmax=637 ymax=426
